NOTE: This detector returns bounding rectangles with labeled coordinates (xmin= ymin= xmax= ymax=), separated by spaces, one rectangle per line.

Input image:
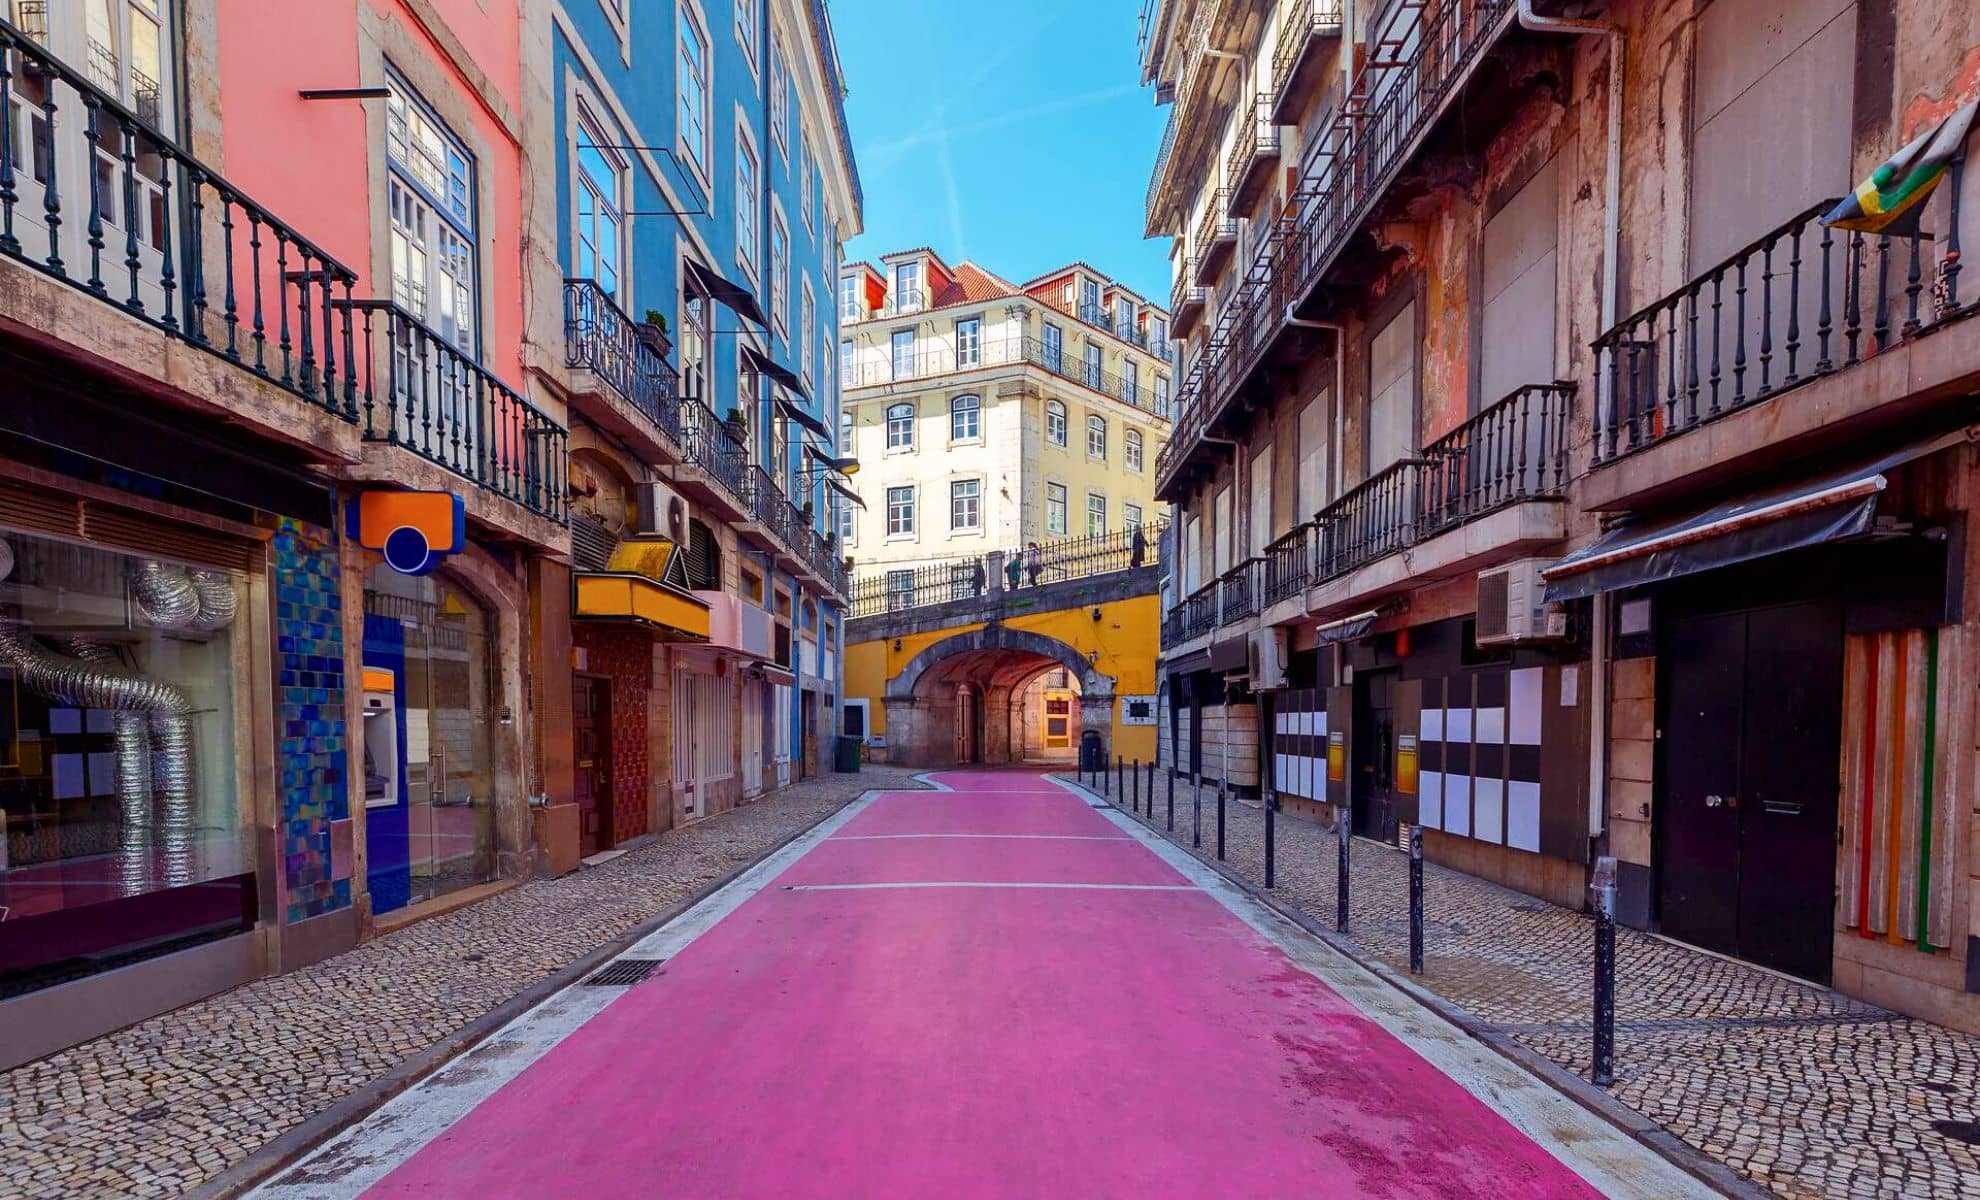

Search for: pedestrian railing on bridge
xmin=849 ymin=521 xmax=1167 ymax=619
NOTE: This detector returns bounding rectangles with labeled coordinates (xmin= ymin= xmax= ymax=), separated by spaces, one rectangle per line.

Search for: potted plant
xmin=724 ymin=405 xmax=749 ymax=443
xmin=635 ymin=309 xmax=671 ymax=361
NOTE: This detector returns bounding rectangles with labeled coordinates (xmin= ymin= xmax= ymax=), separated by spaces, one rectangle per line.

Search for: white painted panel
xmin=1418 ymin=770 xmax=1444 ymax=831
xmin=1509 ymin=667 xmax=1544 ymax=746
xmin=1444 ymin=775 xmax=1471 ymax=836
xmin=1420 ymin=708 xmax=1443 ymax=740
xmin=1298 ymin=388 xmax=1331 ymax=519
xmin=1474 ymin=777 xmax=1505 ymax=846
xmin=1507 ymin=780 xmax=1542 ymax=852
xmin=1475 ymin=706 xmax=1506 ymax=746
xmin=1368 ymin=303 xmax=1416 ymax=473
xmin=1479 ymin=154 xmax=1560 ymax=404
xmin=1445 ymin=705 xmax=1472 ymax=744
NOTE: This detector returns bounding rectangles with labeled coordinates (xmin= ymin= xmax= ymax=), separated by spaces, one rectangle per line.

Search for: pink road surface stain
xmin=364 ymin=771 xmax=1605 ymax=1199
xmin=840 ymin=790 xmax=1124 ymax=838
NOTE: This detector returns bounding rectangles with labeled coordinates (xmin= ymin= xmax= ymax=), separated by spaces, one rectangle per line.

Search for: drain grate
xmin=583 ymin=958 xmax=665 ymax=987
xmin=1930 ymin=1120 xmax=1980 ymax=1145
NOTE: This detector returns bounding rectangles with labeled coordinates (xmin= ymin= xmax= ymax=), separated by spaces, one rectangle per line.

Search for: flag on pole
xmin=1822 ymin=99 xmax=1977 ymax=235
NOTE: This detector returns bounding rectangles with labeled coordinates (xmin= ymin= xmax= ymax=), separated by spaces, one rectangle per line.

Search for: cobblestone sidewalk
xmin=1072 ymin=773 xmax=1980 ymax=1200
xmin=0 ymin=768 xmax=926 ymax=1199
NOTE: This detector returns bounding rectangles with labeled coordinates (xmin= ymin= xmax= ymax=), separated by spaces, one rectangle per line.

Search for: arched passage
xmin=882 ymin=625 xmax=1116 ymax=767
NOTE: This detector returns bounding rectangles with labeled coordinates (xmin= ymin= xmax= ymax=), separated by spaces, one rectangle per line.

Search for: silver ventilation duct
xmin=132 ymin=560 xmax=199 ymax=628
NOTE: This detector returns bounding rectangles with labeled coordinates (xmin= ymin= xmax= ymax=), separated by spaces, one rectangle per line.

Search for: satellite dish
xmin=0 ymin=540 xmax=13 ymax=582
xmin=668 ymin=496 xmax=687 ymax=539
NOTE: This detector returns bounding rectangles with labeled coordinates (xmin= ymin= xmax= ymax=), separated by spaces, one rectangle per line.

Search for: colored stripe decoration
xmin=1272 ymin=693 xmax=1329 ymax=803
xmin=1839 ymin=627 xmax=1962 ymax=951
xmin=1415 ymin=666 xmax=1545 ymax=853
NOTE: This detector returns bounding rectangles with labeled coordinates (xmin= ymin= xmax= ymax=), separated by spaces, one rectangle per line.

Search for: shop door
xmin=1043 ymin=690 xmax=1073 ymax=753
xmin=399 ymin=606 xmax=497 ymax=905
xmin=1658 ymin=602 xmax=1843 ymax=983
xmin=1351 ymin=670 xmax=1396 ymax=840
xmin=573 ymin=676 xmax=612 ymax=857
xmin=741 ymin=678 xmax=764 ymax=796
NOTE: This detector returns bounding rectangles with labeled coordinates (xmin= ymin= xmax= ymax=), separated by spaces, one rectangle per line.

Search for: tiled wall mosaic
xmin=275 ymin=517 xmax=350 ymax=923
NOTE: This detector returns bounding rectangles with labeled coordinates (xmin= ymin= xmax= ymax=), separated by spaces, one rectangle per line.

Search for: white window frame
xmin=1125 ymin=502 xmax=1144 ymax=530
xmin=386 ymin=71 xmax=479 ymax=356
xmin=800 ymin=281 xmax=816 ymax=383
xmin=676 ymin=0 xmax=713 ymax=185
xmin=890 ymin=328 xmax=915 ymax=381
xmin=799 ymin=126 xmax=816 ymax=235
xmin=950 ymin=478 xmax=982 ymax=532
xmin=1087 ymin=413 xmax=1107 ymax=461
xmin=734 ymin=113 xmax=760 ymax=280
xmin=1087 ymin=492 xmax=1107 ymax=536
xmin=1125 ymin=427 xmax=1144 ymax=473
xmin=734 ymin=0 xmax=759 ymax=73
xmin=838 ymin=495 xmax=857 ymax=547
xmin=839 ymin=273 xmax=860 ymax=321
xmin=1045 ymin=398 xmax=1067 ymax=447
xmin=1045 ymin=482 xmax=1068 ymax=535
xmin=955 ymin=316 xmax=981 ymax=368
xmin=572 ymin=102 xmax=626 ymax=301
xmin=769 ymin=32 xmax=790 ymax=156
xmin=885 ymin=401 xmax=915 ymax=451
xmin=885 ymin=569 xmax=915 ymax=610
xmin=950 ymin=393 xmax=980 ymax=442
xmin=886 ymin=485 xmax=917 ymax=538
xmin=769 ymin=201 xmax=790 ymax=336
xmin=840 ymin=337 xmax=854 ymax=387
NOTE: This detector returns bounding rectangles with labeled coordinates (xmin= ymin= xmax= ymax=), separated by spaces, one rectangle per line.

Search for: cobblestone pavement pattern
xmin=0 ymin=769 xmax=926 ymax=1199
xmin=1071 ymin=772 xmax=1980 ymax=1200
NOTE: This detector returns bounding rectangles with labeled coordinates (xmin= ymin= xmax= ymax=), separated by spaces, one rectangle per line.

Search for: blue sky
xmin=832 ymin=0 xmax=1171 ymax=301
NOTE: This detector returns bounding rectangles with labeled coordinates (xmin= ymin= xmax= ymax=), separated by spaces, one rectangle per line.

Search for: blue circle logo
xmin=382 ymin=525 xmax=436 ymax=576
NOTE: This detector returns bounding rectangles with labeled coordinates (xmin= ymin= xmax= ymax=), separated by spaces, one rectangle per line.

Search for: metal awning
xmin=741 ymin=345 xmax=812 ymax=406
xmin=828 ymin=476 xmax=866 ymax=509
xmin=774 ymin=394 xmax=829 ymax=436
xmin=683 ymin=259 xmax=768 ymax=327
xmin=1208 ymin=633 xmax=1248 ymax=672
xmin=573 ymin=572 xmax=711 ymax=640
xmin=1313 ymin=609 xmax=1380 ymax=646
xmin=1541 ymin=432 xmax=1962 ymax=603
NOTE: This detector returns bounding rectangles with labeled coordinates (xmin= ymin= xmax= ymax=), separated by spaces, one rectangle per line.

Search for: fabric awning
xmin=1314 ymin=609 xmax=1380 ymax=646
xmin=775 ymin=394 xmax=830 ymax=437
xmin=1166 ymin=648 xmax=1212 ymax=675
xmin=573 ymin=572 xmax=711 ymax=640
xmin=828 ymin=476 xmax=866 ymax=509
xmin=683 ymin=259 xmax=768 ymax=327
xmin=741 ymin=345 xmax=812 ymax=406
xmin=1540 ymin=432 xmax=1962 ymax=603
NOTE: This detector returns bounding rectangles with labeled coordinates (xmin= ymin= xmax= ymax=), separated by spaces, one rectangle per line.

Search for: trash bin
xmin=1078 ymin=730 xmax=1105 ymax=774
xmin=834 ymin=735 xmax=863 ymax=773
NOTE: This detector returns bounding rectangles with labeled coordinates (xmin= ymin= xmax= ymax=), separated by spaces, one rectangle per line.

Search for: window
xmin=839 ymin=406 xmax=853 ymax=448
xmin=955 ymin=316 xmax=981 ymax=368
xmin=840 ymin=338 xmax=854 ymax=387
xmin=886 ymin=569 xmax=915 ymax=610
xmin=1045 ymin=399 xmax=1067 ymax=447
xmin=681 ymin=276 xmax=710 ymax=399
xmin=1114 ymin=295 xmax=1134 ymax=334
xmin=387 ymin=74 xmax=478 ymax=354
xmin=1087 ymin=414 xmax=1107 ymax=460
xmin=1125 ymin=503 xmax=1144 ymax=530
xmin=769 ymin=205 xmax=789 ymax=334
xmin=950 ymin=393 xmax=980 ymax=441
xmin=1150 ymin=316 xmax=1168 ymax=348
xmin=1045 ymin=483 xmax=1068 ymax=534
xmin=1080 ymin=277 xmax=1102 ymax=321
xmin=1123 ymin=363 xmax=1139 ymax=407
xmin=677 ymin=2 xmax=711 ymax=179
xmin=950 ymin=479 xmax=981 ymax=531
xmin=1042 ymin=322 xmax=1063 ymax=372
xmin=838 ymin=498 xmax=856 ymax=546
xmin=839 ymin=274 xmax=860 ymax=321
xmin=1083 ymin=343 xmax=1104 ymax=390
xmin=890 ymin=329 xmax=915 ymax=380
xmin=769 ymin=35 xmax=790 ymax=154
xmin=735 ymin=120 xmax=760 ymax=274
xmin=1125 ymin=427 xmax=1144 ymax=472
xmin=1155 ymin=374 xmax=1171 ymax=417
xmin=894 ymin=260 xmax=922 ymax=313
xmin=734 ymin=0 xmax=758 ymax=68
xmin=885 ymin=402 xmax=915 ymax=450
xmin=886 ymin=486 xmax=915 ymax=536
xmin=574 ymin=108 xmax=625 ymax=298
xmin=796 ymin=285 xmax=815 ymax=383
xmin=1087 ymin=493 xmax=1107 ymax=536
xmin=800 ymin=127 xmax=816 ymax=233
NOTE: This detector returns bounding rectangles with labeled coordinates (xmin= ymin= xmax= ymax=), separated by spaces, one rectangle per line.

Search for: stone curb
xmin=193 ymin=782 xmax=910 ymax=1200
xmin=1057 ymin=773 xmax=1767 ymax=1200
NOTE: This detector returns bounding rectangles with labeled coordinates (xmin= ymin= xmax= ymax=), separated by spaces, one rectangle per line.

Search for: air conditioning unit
xmin=635 ymin=480 xmax=690 ymax=541
xmin=1247 ymin=626 xmax=1289 ymax=690
xmin=1476 ymin=558 xmax=1568 ymax=645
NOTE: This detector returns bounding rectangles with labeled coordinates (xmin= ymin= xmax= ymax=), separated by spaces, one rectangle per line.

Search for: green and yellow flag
xmin=1823 ymin=99 xmax=1977 ymax=234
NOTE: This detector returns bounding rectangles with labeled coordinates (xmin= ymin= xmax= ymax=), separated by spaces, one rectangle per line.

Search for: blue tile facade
xmin=275 ymin=517 xmax=351 ymax=923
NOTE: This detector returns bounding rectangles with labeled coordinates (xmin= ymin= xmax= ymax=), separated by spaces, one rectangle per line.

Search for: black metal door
xmin=1351 ymin=670 xmax=1395 ymax=839
xmin=1658 ymin=602 xmax=1843 ymax=983
xmin=1657 ymin=612 xmax=1745 ymax=958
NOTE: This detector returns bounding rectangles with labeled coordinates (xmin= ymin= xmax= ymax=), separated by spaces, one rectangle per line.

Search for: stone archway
xmin=883 ymin=624 xmax=1116 ymax=767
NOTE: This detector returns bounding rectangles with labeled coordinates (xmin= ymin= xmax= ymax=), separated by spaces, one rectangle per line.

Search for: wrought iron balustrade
xmin=1592 ymin=192 xmax=1967 ymax=464
xmin=677 ymin=397 xmax=750 ymax=502
xmin=1272 ymin=0 xmax=1346 ymax=105
xmin=563 ymin=277 xmax=681 ymax=439
xmin=1219 ymin=557 xmax=1263 ymax=625
xmin=1182 ymin=582 xmax=1219 ymax=640
xmin=848 ymin=521 xmax=1164 ymax=619
xmin=1419 ymin=382 xmax=1573 ymax=532
xmin=1264 ymin=523 xmax=1314 ymax=605
xmin=341 ymin=300 xmax=568 ymax=522
xmin=1313 ymin=458 xmax=1421 ymax=582
xmin=0 ymin=17 xmax=360 ymax=419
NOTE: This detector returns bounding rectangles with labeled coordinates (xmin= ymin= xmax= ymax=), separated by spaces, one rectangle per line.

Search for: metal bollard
xmin=1166 ymin=767 xmax=1175 ymax=831
xmin=1591 ymin=856 xmax=1618 ymax=1087
xmin=1115 ymin=755 xmax=1123 ymax=801
xmin=1145 ymin=762 xmax=1155 ymax=822
xmin=1131 ymin=759 xmax=1141 ymax=814
xmin=1215 ymin=778 xmax=1226 ymax=862
xmin=1192 ymin=772 xmax=1202 ymax=848
xmin=1264 ymin=785 xmax=1277 ymax=889
xmin=1408 ymin=826 xmax=1424 ymax=974
xmin=1336 ymin=807 xmax=1351 ymax=934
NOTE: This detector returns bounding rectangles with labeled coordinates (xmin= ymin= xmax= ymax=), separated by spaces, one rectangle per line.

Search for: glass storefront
xmin=361 ymin=568 xmax=496 ymax=912
xmin=0 ymin=528 xmax=250 ymax=998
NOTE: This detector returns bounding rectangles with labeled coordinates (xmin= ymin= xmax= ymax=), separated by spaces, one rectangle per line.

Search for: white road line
xmin=783 ymin=881 xmax=1198 ymax=891
xmin=828 ymin=833 xmax=1134 ymax=841
xmin=248 ymin=791 xmax=887 ymax=1200
xmin=1043 ymin=774 xmax=1720 ymax=1200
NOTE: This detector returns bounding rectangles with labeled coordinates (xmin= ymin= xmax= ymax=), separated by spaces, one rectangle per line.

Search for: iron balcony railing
xmin=341 ymin=300 xmax=568 ymax=522
xmin=849 ymin=521 xmax=1165 ymax=619
xmin=563 ymin=277 xmax=681 ymax=438
xmin=881 ymin=287 xmax=926 ymax=316
xmin=1182 ymin=581 xmax=1218 ymax=640
xmin=1225 ymin=95 xmax=1282 ymax=208
xmin=847 ymin=335 xmax=1168 ymax=416
xmin=1419 ymin=382 xmax=1574 ymax=532
xmin=1218 ymin=556 xmax=1264 ymax=626
xmin=1272 ymin=0 xmax=1346 ymax=118
xmin=677 ymin=395 xmax=750 ymax=503
xmin=1264 ymin=523 xmax=1313 ymax=605
xmin=1193 ymin=191 xmax=1238 ymax=283
xmin=1593 ymin=190 xmax=1969 ymax=464
xmin=1160 ymin=0 xmax=1517 ymax=494
xmin=1171 ymin=263 xmax=1207 ymax=331
xmin=1162 ymin=602 xmax=1187 ymax=647
xmin=0 ymin=17 xmax=361 ymax=421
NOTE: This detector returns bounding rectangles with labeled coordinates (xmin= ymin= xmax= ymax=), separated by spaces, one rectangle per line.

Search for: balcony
xmin=1170 ymin=264 xmax=1208 ymax=337
xmin=672 ymin=396 xmax=751 ymax=521
xmin=849 ymin=522 xmax=1163 ymax=620
xmin=1182 ymin=582 xmax=1218 ymax=641
xmin=1218 ymin=556 xmax=1263 ymax=626
xmin=1225 ymin=96 xmax=1282 ymax=212
xmin=0 ymin=17 xmax=361 ymax=452
xmin=845 ymin=335 xmax=1166 ymax=416
xmin=563 ymin=278 xmax=684 ymax=454
xmin=1588 ymin=193 xmax=1977 ymax=509
xmin=881 ymin=287 xmax=926 ymax=316
xmin=1193 ymin=191 xmax=1238 ymax=284
xmin=1270 ymin=0 xmax=1345 ymax=125
xmin=1158 ymin=0 xmax=1524 ymax=500
xmin=340 ymin=300 xmax=568 ymax=526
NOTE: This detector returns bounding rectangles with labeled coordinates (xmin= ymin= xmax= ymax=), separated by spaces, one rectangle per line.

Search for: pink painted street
xmin=253 ymin=772 xmax=1710 ymax=1200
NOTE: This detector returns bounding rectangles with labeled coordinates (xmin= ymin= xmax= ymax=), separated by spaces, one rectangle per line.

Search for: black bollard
xmin=1408 ymin=826 xmax=1424 ymax=974
xmin=1131 ymin=759 xmax=1141 ymax=815
xmin=1166 ymin=767 xmax=1176 ymax=831
xmin=1215 ymin=778 xmax=1226 ymax=862
xmin=1264 ymin=784 xmax=1277 ymax=888
xmin=1192 ymin=772 xmax=1202 ymax=848
xmin=1114 ymin=754 xmax=1123 ymax=801
xmin=1591 ymin=856 xmax=1618 ymax=1086
xmin=1335 ymin=806 xmax=1350 ymax=934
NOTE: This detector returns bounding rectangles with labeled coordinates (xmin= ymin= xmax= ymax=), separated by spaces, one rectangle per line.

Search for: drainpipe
xmin=1514 ymin=0 xmax=1623 ymax=854
xmin=1286 ymin=313 xmax=1346 ymax=501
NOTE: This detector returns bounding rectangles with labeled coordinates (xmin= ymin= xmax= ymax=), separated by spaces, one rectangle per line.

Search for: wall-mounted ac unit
xmin=635 ymin=480 xmax=690 ymax=541
xmin=1476 ymin=558 xmax=1568 ymax=645
xmin=1247 ymin=626 xmax=1289 ymax=690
